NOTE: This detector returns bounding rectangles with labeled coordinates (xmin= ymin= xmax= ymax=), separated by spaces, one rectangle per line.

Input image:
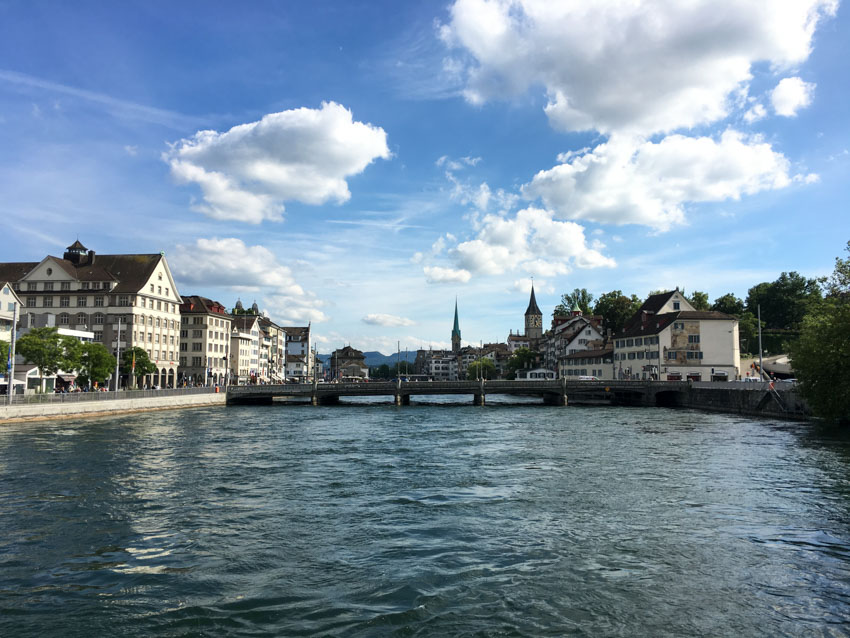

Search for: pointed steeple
xmin=451 ymin=298 xmax=461 ymax=354
xmin=524 ymin=283 xmax=543 ymax=340
xmin=525 ymin=284 xmax=542 ymax=317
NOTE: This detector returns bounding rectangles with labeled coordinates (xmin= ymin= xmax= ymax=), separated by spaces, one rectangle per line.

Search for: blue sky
xmin=1 ymin=0 xmax=847 ymax=353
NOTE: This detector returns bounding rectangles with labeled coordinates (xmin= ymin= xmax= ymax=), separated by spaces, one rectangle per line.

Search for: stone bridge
xmin=226 ymin=379 xmax=691 ymax=407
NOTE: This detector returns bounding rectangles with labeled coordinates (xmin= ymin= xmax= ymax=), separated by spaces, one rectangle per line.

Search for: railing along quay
xmin=1 ymin=386 xmax=219 ymax=406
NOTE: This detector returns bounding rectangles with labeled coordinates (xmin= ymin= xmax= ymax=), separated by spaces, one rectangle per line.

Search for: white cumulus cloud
xmin=440 ymin=0 xmax=836 ymax=136
xmin=771 ymin=77 xmax=816 ymax=116
xmin=170 ymin=237 xmax=327 ymax=324
xmin=165 ymin=101 xmax=390 ymax=223
xmin=362 ymin=313 xmax=416 ymax=327
xmin=523 ymin=131 xmax=796 ymax=231
xmin=446 ymin=206 xmax=616 ymax=277
xmin=424 ymin=265 xmax=473 ymax=284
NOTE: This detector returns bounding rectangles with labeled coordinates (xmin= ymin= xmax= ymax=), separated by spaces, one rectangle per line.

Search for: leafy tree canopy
xmin=76 ymin=342 xmax=116 ymax=388
xmin=467 ymin=358 xmax=496 ymax=380
xmin=15 ymin=327 xmax=79 ymax=385
xmin=505 ymin=347 xmax=539 ymax=379
xmin=745 ymin=271 xmax=822 ymax=331
xmin=711 ymin=293 xmax=745 ymax=316
xmin=790 ymin=242 xmax=850 ymax=423
xmin=688 ymin=291 xmax=710 ymax=311
xmin=121 ymin=347 xmax=157 ymax=380
xmin=592 ymin=291 xmax=642 ymax=334
xmin=1 ymin=340 xmax=9 ymax=371
xmin=553 ymin=288 xmax=595 ymax=317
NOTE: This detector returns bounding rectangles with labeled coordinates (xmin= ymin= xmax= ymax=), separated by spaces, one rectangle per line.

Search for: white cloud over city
xmin=362 ymin=313 xmax=416 ymax=327
xmin=523 ymin=131 xmax=804 ymax=231
xmin=440 ymin=0 xmax=836 ymax=136
xmin=170 ymin=237 xmax=327 ymax=324
xmin=164 ymin=101 xmax=390 ymax=223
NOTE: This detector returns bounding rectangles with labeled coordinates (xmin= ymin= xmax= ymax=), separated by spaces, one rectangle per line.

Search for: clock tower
xmin=524 ymin=284 xmax=543 ymax=340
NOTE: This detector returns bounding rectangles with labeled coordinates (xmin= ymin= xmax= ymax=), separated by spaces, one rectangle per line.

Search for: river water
xmin=1 ymin=400 xmax=849 ymax=637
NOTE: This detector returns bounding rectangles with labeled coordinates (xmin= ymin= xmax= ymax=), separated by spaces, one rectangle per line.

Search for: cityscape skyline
xmin=1 ymin=1 xmax=847 ymax=353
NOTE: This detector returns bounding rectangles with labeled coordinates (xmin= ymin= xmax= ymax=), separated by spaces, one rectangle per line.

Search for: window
xmin=94 ymin=296 xmax=104 ymax=307
xmin=148 ymin=316 xmax=153 ymax=326
xmin=27 ymin=283 xmax=37 ymax=291
xmin=180 ymin=343 xmax=187 ymax=351
xmin=667 ymin=351 xmax=677 ymax=360
xmin=158 ymin=273 xmax=163 ymax=281
xmin=140 ymin=298 xmax=146 ymax=308
xmin=91 ymin=282 xmax=100 ymax=290
xmin=60 ymin=282 xmax=70 ymax=291
xmin=673 ymin=322 xmax=684 ymax=330
xmin=180 ymin=330 xmax=188 ymax=338
xmin=78 ymin=296 xmax=87 ymax=307
xmin=165 ymin=288 xmax=169 ymax=296
xmin=673 ymin=301 xmax=680 ymax=310
xmin=77 ymin=313 xmax=87 ymax=325
xmin=93 ymin=313 xmax=105 ymax=324
xmin=628 ymin=352 xmax=636 ymax=360
xmin=147 ymin=332 xmax=153 ymax=342
xmin=103 ymin=282 xmax=111 ymax=290
xmin=60 ymin=296 xmax=70 ymax=307
xmin=81 ymin=282 xmax=90 ymax=290
xmin=157 ymin=286 xmax=162 ymax=295
xmin=58 ymin=313 xmax=69 ymax=325
xmin=192 ymin=343 xmax=202 ymax=351
xmin=179 ymin=357 xmax=187 ymax=367
xmin=637 ymin=352 xmax=645 ymax=359
xmin=150 ymin=284 xmax=154 ymax=293
xmin=93 ymin=331 xmax=102 ymax=341
xmin=157 ymin=301 xmax=161 ymax=310
xmin=118 ymin=295 xmax=129 ymax=306
xmin=193 ymin=330 xmax=202 ymax=338
xmin=634 ymin=338 xmax=642 ymax=346
xmin=626 ymin=339 xmax=634 ymax=347
xmin=192 ymin=356 xmax=202 ymax=367
xmin=688 ymin=334 xmax=700 ymax=343
xmin=43 ymin=282 xmax=54 ymax=291
xmin=155 ymin=317 xmax=161 ymax=328
xmin=43 ymin=296 xmax=53 ymax=307
xmin=26 ymin=296 xmax=35 ymax=307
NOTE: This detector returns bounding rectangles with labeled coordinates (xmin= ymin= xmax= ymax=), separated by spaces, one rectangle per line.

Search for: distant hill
xmin=317 ymin=351 xmax=417 ymax=367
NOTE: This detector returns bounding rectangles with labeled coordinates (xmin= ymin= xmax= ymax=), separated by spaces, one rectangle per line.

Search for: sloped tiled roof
xmin=0 ymin=262 xmax=37 ymax=282
xmin=618 ymin=310 xmax=735 ymax=339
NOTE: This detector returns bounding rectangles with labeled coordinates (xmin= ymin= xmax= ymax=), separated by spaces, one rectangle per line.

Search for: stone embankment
xmin=0 ymin=388 xmax=225 ymax=424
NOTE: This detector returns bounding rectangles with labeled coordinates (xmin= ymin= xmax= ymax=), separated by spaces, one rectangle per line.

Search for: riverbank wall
xmin=680 ymin=382 xmax=809 ymax=420
xmin=0 ymin=391 xmax=225 ymax=423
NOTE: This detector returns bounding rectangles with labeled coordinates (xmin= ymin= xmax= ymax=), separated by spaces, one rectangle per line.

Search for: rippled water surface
xmin=1 ymin=402 xmax=850 ymax=636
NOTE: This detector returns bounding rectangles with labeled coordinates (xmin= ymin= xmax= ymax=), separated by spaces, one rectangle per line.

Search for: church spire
xmin=524 ymin=283 xmax=543 ymax=340
xmin=451 ymin=298 xmax=461 ymax=354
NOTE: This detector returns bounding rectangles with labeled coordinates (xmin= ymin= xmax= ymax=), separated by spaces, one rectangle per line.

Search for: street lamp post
xmin=7 ymin=301 xmax=17 ymax=405
xmin=113 ymin=316 xmax=122 ymax=395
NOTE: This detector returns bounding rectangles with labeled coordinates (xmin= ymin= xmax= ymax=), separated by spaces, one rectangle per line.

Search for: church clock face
xmin=528 ymin=315 xmax=541 ymax=328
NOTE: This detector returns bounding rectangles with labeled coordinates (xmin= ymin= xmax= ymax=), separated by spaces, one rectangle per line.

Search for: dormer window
xmin=673 ymin=301 xmax=680 ymax=310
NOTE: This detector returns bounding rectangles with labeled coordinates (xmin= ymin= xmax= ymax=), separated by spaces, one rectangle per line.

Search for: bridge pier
xmin=473 ymin=393 xmax=486 ymax=406
xmin=394 ymin=394 xmax=410 ymax=406
xmin=543 ymin=392 xmax=567 ymax=406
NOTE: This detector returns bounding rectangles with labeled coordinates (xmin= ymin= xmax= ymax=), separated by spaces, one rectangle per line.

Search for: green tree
xmin=593 ymin=291 xmax=642 ymax=334
xmin=789 ymin=243 xmax=850 ymax=423
xmin=746 ymin=271 xmax=822 ymax=330
xmin=505 ymin=347 xmax=539 ymax=379
xmin=121 ymin=347 xmax=157 ymax=387
xmin=467 ymin=358 xmax=496 ymax=380
xmin=736 ymin=311 xmax=764 ymax=355
xmin=370 ymin=363 xmax=391 ymax=379
xmin=790 ymin=302 xmax=850 ymax=423
xmin=688 ymin=291 xmax=710 ymax=310
xmin=553 ymin=288 xmax=595 ymax=317
xmin=1 ymin=340 xmax=9 ymax=371
xmin=75 ymin=342 xmax=117 ymax=389
xmin=15 ymin=327 xmax=80 ymax=391
xmin=711 ymin=293 xmax=745 ymax=316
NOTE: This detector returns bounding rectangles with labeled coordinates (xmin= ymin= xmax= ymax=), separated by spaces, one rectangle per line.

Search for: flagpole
xmin=114 ymin=317 xmax=121 ymax=394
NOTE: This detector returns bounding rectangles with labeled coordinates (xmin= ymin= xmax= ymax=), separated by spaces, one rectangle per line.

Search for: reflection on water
xmin=1 ymin=405 xmax=849 ymax=636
